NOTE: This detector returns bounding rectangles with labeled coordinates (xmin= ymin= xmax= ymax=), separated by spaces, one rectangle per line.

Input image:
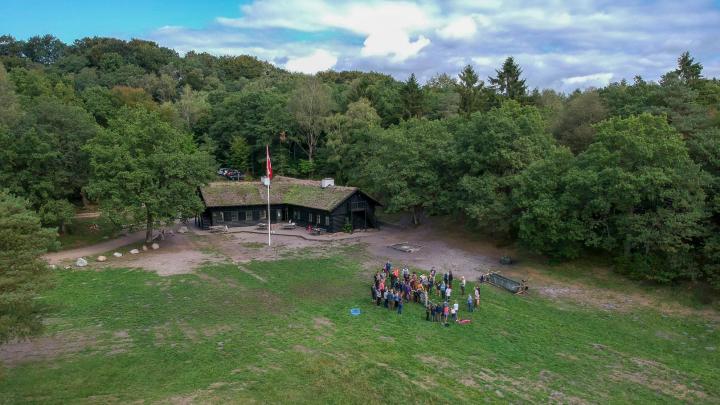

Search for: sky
xmin=2 ymin=0 xmax=720 ymax=92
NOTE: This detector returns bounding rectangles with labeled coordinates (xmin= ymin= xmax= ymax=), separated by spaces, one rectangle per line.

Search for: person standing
xmin=442 ymin=302 xmax=449 ymax=324
xmin=474 ymin=286 xmax=481 ymax=308
xmin=397 ymin=296 xmax=403 ymax=315
xmin=467 ymin=294 xmax=474 ymax=312
xmin=440 ymin=281 xmax=446 ymax=300
xmin=448 ymin=271 xmax=454 ymax=288
xmin=446 ymin=285 xmax=452 ymax=302
xmin=452 ymin=301 xmax=459 ymax=321
xmin=425 ymin=303 xmax=431 ymax=321
xmin=460 ymin=276 xmax=466 ymax=296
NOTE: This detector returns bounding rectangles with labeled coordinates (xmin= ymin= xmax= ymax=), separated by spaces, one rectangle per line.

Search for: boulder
xmin=113 ymin=252 xmax=122 ymax=258
xmin=129 ymin=249 xmax=140 ymax=255
xmin=151 ymin=243 xmax=160 ymax=250
xmin=178 ymin=226 xmax=188 ymax=234
xmin=75 ymin=257 xmax=88 ymax=267
xmin=142 ymin=245 xmax=148 ymax=251
xmin=48 ymin=264 xmax=57 ymax=270
xmin=97 ymin=255 xmax=107 ymax=262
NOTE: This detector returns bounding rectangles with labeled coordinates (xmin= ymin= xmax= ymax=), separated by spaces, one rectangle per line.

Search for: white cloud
xmin=146 ymin=0 xmax=720 ymax=91
xmin=285 ymin=49 xmax=338 ymax=73
xmin=562 ymin=72 xmax=613 ymax=86
xmin=437 ymin=16 xmax=477 ymax=40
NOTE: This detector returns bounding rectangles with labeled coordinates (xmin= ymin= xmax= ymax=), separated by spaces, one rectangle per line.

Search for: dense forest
xmin=1 ymin=34 xmax=719 ymax=292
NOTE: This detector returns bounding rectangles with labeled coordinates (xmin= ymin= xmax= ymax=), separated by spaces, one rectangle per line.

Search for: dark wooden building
xmin=197 ymin=176 xmax=380 ymax=233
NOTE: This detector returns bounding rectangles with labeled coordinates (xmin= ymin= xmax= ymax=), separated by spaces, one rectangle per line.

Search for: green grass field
xmin=1 ymin=253 xmax=718 ymax=404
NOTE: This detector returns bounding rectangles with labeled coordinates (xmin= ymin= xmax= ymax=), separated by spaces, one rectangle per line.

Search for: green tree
xmin=400 ymin=73 xmax=424 ymax=119
xmin=0 ymin=63 xmax=23 ymax=128
xmin=364 ymin=119 xmax=456 ymax=225
xmin=0 ymin=190 xmax=57 ymax=343
xmin=85 ymin=107 xmax=215 ymax=243
xmin=38 ymin=199 xmax=75 ymax=234
xmin=229 ymin=136 xmax=251 ymax=173
xmin=323 ymin=98 xmax=381 ymax=183
xmin=489 ymin=57 xmax=527 ymax=100
xmin=455 ymin=101 xmax=556 ymax=238
xmin=288 ymin=77 xmax=334 ymax=163
xmin=569 ymin=114 xmax=707 ymax=282
xmin=675 ymin=51 xmax=703 ymax=85
xmin=456 ymin=65 xmax=483 ymax=116
xmin=424 ymin=73 xmax=459 ymax=120
xmin=552 ymin=90 xmax=608 ymax=153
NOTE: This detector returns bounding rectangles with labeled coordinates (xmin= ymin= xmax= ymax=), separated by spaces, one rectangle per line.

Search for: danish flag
xmin=266 ymin=145 xmax=273 ymax=180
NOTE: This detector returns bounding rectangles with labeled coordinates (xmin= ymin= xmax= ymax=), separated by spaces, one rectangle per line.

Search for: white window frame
xmin=260 ymin=210 xmax=266 ymax=220
xmin=316 ymin=214 xmax=321 ymax=225
xmin=325 ymin=215 xmax=330 ymax=226
xmin=245 ymin=211 xmax=253 ymax=221
xmin=309 ymin=213 xmax=313 ymax=223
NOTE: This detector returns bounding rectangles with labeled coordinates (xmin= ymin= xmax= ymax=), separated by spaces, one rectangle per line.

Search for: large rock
xmin=151 ymin=243 xmax=160 ymax=250
xmin=129 ymin=249 xmax=140 ymax=255
xmin=178 ymin=226 xmax=188 ymax=234
xmin=97 ymin=255 xmax=107 ymax=262
xmin=75 ymin=257 xmax=88 ymax=267
xmin=142 ymin=245 xmax=148 ymax=251
xmin=113 ymin=252 xmax=122 ymax=258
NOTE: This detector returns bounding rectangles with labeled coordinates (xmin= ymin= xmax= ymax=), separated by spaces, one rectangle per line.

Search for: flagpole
xmin=266 ymin=144 xmax=272 ymax=246
xmin=267 ymin=180 xmax=271 ymax=246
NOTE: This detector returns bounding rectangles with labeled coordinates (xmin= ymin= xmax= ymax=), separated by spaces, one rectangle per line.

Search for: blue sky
xmin=2 ymin=0 xmax=719 ymax=91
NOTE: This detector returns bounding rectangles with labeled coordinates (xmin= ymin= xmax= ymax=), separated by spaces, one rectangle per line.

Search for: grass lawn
xmin=56 ymin=217 xmax=123 ymax=251
xmin=1 ymin=253 xmax=718 ymax=403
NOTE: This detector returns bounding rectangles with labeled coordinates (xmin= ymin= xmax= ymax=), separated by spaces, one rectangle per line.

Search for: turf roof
xmin=200 ymin=176 xmax=373 ymax=211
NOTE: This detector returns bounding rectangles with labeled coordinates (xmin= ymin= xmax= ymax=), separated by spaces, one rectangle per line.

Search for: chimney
xmin=321 ymin=178 xmax=335 ymax=188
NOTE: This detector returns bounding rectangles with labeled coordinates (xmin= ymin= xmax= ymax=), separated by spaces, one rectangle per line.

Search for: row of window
xmin=214 ymin=209 xmax=330 ymax=226
xmin=293 ymin=210 xmax=330 ymax=226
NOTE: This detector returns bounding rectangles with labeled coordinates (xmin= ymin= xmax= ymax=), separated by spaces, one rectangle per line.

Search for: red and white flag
xmin=265 ymin=144 xmax=273 ymax=180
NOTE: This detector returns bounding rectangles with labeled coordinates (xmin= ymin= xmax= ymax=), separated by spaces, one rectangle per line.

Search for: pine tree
xmin=675 ymin=51 xmax=703 ymax=85
xmin=401 ymin=73 xmax=424 ymax=119
xmin=0 ymin=190 xmax=57 ymax=343
xmin=489 ymin=57 xmax=527 ymax=100
xmin=457 ymin=64 xmax=483 ymax=116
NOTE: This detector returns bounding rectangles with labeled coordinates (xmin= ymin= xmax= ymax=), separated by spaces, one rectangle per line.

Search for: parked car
xmin=224 ymin=170 xmax=245 ymax=181
xmin=217 ymin=168 xmax=230 ymax=176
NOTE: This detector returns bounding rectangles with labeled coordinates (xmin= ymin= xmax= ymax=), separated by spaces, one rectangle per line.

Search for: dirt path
xmin=43 ymin=230 xmax=146 ymax=264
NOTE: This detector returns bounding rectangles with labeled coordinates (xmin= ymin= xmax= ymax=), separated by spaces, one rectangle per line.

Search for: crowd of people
xmin=370 ymin=260 xmax=483 ymax=326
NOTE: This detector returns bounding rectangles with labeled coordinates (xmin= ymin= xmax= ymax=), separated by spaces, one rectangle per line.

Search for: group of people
xmin=370 ymin=260 xmax=483 ymax=325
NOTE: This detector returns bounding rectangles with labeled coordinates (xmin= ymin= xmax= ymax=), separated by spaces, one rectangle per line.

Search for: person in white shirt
xmin=445 ymin=286 xmax=452 ymax=301
xmin=460 ymin=276 xmax=466 ymax=296
xmin=452 ymin=301 xmax=459 ymax=321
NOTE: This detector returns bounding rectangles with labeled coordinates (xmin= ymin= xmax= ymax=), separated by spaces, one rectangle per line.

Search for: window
xmin=214 ymin=211 xmax=224 ymax=223
xmin=277 ymin=209 xmax=282 ymax=220
xmin=293 ymin=210 xmax=299 ymax=220
xmin=325 ymin=215 xmax=330 ymax=226
xmin=231 ymin=211 xmax=239 ymax=222
xmin=309 ymin=213 xmax=313 ymax=223
xmin=245 ymin=211 xmax=253 ymax=221
xmin=260 ymin=210 xmax=266 ymax=220
xmin=316 ymin=214 xmax=321 ymax=225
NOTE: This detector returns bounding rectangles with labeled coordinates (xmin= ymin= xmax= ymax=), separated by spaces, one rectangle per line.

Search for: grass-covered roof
xmin=200 ymin=176 xmax=375 ymax=211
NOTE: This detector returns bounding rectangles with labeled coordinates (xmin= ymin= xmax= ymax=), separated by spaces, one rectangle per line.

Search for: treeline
xmin=0 ymin=34 xmax=719 ymax=287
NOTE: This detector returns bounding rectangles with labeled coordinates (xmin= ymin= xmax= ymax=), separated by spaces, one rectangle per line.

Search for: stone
xmin=113 ymin=252 xmax=122 ymax=258
xmin=151 ymin=243 xmax=160 ymax=250
xmin=97 ymin=256 xmax=107 ymax=262
xmin=48 ymin=264 xmax=57 ymax=270
xmin=75 ymin=257 xmax=88 ymax=267
xmin=129 ymin=249 xmax=140 ymax=255
xmin=142 ymin=245 xmax=148 ymax=251
xmin=178 ymin=226 xmax=188 ymax=234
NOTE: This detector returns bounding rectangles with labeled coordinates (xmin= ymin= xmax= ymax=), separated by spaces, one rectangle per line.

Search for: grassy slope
xmin=1 ymin=253 xmax=718 ymax=404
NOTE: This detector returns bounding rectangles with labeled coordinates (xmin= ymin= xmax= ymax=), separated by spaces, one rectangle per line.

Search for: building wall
xmin=201 ymin=191 xmax=378 ymax=233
